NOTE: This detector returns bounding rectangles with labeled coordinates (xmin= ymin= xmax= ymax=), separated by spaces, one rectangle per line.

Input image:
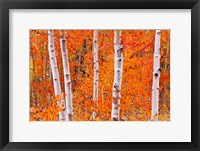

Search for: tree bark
xmin=48 ymin=30 xmax=62 ymax=120
xmin=93 ymin=30 xmax=99 ymax=101
xmin=93 ymin=30 xmax=99 ymax=120
xmin=151 ymin=30 xmax=161 ymax=121
xmin=111 ymin=30 xmax=124 ymax=121
xmin=60 ymin=30 xmax=73 ymax=121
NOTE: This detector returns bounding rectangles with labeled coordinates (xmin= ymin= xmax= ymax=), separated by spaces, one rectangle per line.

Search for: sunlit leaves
xmin=30 ymin=29 xmax=170 ymax=121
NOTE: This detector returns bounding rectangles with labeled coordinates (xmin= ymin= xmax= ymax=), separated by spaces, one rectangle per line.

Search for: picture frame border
xmin=0 ymin=0 xmax=199 ymax=150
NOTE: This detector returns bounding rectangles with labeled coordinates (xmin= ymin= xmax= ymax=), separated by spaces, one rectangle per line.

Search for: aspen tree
xmin=93 ymin=30 xmax=99 ymax=120
xmin=151 ymin=30 xmax=161 ymax=121
xmin=48 ymin=30 xmax=62 ymax=121
xmin=60 ymin=30 xmax=73 ymax=121
xmin=111 ymin=30 xmax=124 ymax=121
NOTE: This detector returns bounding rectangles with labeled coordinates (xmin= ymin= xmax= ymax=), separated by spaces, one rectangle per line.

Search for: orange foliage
xmin=30 ymin=29 xmax=170 ymax=121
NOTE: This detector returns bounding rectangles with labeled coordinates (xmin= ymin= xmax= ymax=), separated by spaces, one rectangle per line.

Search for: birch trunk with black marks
xmin=48 ymin=30 xmax=62 ymax=121
xmin=60 ymin=30 xmax=73 ymax=121
xmin=111 ymin=30 xmax=124 ymax=121
xmin=151 ymin=30 xmax=161 ymax=121
xmin=92 ymin=30 xmax=98 ymax=120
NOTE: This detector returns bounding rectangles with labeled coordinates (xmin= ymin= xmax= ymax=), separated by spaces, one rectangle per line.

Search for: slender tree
xmin=111 ymin=30 xmax=124 ymax=121
xmin=48 ymin=30 xmax=62 ymax=121
xmin=151 ymin=30 xmax=161 ymax=121
xmin=93 ymin=30 xmax=99 ymax=120
xmin=60 ymin=30 xmax=73 ymax=121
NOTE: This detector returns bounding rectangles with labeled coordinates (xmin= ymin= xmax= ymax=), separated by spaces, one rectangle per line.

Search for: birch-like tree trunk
xmin=60 ymin=30 xmax=73 ymax=121
xmin=111 ymin=30 xmax=124 ymax=121
xmin=151 ymin=30 xmax=161 ymax=121
xmin=92 ymin=30 xmax=98 ymax=120
xmin=48 ymin=30 xmax=62 ymax=121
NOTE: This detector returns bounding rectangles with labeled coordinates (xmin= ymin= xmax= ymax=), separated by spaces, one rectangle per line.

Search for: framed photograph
xmin=0 ymin=0 xmax=199 ymax=150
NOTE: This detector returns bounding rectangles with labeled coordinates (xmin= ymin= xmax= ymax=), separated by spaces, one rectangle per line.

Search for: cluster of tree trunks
xmin=48 ymin=30 xmax=73 ymax=121
xmin=48 ymin=30 xmax=161 ymax=121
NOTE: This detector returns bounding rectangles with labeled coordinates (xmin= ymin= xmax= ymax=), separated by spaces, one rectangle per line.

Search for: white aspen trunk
xmin=111 ymin=30 xmax=124 ymax=121
xmin=151 ymin=30 xmax=161 ymax=121
xmin=93 ymin=30 xmax=99 ymax=120
xmin=60 ymin=30 xmax=73 ymax=121
xmin=48 ymin=30 xmax=61 ymax=96
xmin=48 ymin=30 xmax=62 ymax=121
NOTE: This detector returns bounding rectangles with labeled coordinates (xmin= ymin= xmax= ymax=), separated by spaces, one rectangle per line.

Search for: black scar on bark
xmin=154 ymin=73 xmax=159 ymax=77
xmin=113 ymin=117 xmax=119 ymax=121
xmin=114 ymin=83 xmax=119 ymax=89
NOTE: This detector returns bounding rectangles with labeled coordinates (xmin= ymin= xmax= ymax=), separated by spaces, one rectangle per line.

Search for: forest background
xmin=30 ymin=30 xmax=170 ymax=121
